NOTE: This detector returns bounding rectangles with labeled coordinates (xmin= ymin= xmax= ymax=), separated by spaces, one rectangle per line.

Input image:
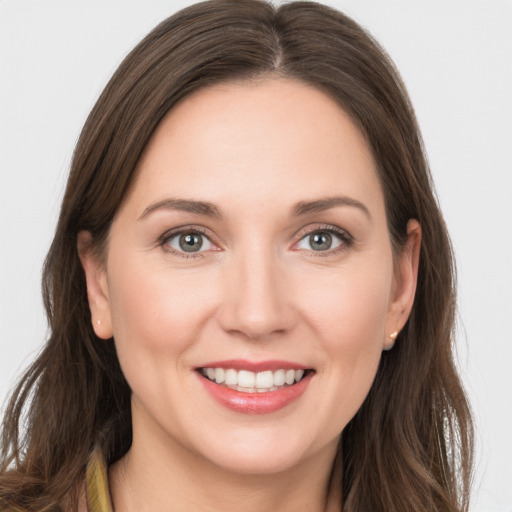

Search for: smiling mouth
xmin=198 ymin=367 xmax=312 ymax=394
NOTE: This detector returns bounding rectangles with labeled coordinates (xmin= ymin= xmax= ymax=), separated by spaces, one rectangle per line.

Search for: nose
xmin=217 ymin=247 xmax=297 ymax=340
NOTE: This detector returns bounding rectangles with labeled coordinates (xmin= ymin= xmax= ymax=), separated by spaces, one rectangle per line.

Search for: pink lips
xmin=196 ymin=359 xmax=313 ymax=414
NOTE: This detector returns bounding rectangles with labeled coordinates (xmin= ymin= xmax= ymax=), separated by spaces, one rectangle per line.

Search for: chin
xmin=191 ymin=426 xmax=337 ymax=476
xmin=205 ymin=446 xmax=309 ymax=476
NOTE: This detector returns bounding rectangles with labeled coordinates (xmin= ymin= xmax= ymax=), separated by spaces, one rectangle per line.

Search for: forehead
xmin=125 ymin=77 xmax=384 ymax=221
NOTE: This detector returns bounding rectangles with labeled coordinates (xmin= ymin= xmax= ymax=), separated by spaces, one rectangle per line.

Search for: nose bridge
xmin=219 ymin=238 xmax=294 ymax=339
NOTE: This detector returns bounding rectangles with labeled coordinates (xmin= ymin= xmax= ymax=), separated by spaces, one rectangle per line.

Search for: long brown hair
xmin=0 ymin=1 xmax=473 ymax=510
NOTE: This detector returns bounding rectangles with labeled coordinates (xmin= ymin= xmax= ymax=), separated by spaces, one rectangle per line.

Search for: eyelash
xmin=158 ymin=224 xmax=353 ymax=259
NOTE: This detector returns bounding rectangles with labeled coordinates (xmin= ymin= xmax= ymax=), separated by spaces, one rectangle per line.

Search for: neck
xmin=109 ymin=416 xmax=342 ymax=512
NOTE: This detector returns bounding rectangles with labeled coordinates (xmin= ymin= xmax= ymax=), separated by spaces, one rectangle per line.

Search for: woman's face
xmin=81 ymin=78 xmax=419 ymax=475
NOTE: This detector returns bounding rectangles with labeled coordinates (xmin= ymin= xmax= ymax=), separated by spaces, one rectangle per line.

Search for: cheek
xmin=295 ymin=259 xmax=392 ymax=426
xmin=298 ymin=260 xmax=392 ymax=349
xmin=105 ymin=256 xmax=218 ymax=383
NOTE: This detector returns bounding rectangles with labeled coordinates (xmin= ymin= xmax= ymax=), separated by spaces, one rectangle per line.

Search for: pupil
xmin=310 ymin=232 xmax=332 ymax=251
xmin=179 ymin=233 xmax=203 ymax=252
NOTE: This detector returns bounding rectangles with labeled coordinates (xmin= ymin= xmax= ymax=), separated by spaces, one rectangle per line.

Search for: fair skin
xmin=79 ymin=78 xmax=420 ymax=512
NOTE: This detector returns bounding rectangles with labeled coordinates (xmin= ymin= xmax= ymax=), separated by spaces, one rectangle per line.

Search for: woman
xmin=0 ymin=0 xmax=473 ymax=510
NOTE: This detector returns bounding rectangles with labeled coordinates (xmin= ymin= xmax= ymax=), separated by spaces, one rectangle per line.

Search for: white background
xmin=0 ymin=1 xmax=511 ymax=510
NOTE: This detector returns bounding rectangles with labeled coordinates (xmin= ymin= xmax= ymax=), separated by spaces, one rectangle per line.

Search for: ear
xmin=384 ymin=219 xmax=421 ymax=350
xmin=77 ymin=231 xmax=113 ymax=339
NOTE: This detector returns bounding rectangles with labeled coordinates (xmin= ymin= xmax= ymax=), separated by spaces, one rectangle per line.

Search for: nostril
xmin=216 ymin=302 xmax=298 ymax=341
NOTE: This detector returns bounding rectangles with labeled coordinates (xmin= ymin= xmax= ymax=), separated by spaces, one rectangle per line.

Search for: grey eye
xmin=297 ymin=230 xmax=343 ymax=252
xmin=167 ymin=232 xmax=213 ymax=253
xmin=179 ymin=233 xmax=203 ymax=252
xmin=309 ymin=232 xmax=332 ymax=251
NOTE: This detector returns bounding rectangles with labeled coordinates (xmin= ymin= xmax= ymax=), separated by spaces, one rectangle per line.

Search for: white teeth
xmin=237 ymin=386 xmax=256 ymax=393
xmin=214 ymin=368 xmax=225 ymax=384
xmin=201 ymin=367 xmax=309 ymax=392
xmin=255 ymin=371 xmax=273 ymax=388
xmin=274 ymin=369 xmax=286 ymax=386
xmin=225 ymin=369 xmax=237 ymax=385
xmin=237 ymin=370 xmax=256 ymax=388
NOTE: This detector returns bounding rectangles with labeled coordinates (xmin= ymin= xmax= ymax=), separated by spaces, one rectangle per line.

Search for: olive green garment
xmin=86 ymin=447 xmax=114 ymax=512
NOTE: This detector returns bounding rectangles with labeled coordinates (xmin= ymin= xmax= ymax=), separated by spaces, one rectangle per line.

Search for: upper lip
xmin=195 ymin=359 xmax=311 ymax=372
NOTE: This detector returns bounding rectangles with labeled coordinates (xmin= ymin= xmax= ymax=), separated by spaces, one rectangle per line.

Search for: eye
xmin=164 ymin=230 xmax=214 ymax=254
xmin=296 ymin=227 xmax=350 ymax=253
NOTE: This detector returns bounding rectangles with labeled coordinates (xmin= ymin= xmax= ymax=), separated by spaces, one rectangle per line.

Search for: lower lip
xmin=197 ymin=372 xmax=313 ymax=414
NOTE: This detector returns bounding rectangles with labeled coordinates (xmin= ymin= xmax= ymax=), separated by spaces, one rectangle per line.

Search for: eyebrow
xmin=138 ymin=198 xmax=223 ymax=220
xmin=138 ymin=195 xmax=371 ymax=221
xmin=291 ymin=196 xmax=371 ymax=219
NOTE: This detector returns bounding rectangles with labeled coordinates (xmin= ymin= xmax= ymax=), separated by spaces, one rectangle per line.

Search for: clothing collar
xmin=85 ymin=446 xmax=114 ymax=512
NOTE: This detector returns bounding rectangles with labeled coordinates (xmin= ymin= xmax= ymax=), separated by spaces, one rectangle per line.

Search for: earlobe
xmin=384 ymin=219 xmax=421 ymax=349
xmin=77 ymin=231 xmax=113 ymax=339
xmin=383 ymin=330 xmax=398 ymax=351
